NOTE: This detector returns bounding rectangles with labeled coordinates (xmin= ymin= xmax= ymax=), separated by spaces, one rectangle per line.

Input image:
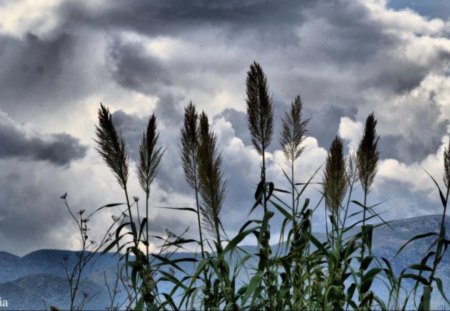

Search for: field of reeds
xmin=60 ymin=62 xmax=450 ymax=311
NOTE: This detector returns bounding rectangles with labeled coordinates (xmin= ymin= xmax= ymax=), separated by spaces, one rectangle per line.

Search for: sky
xmin=1 ymin=0 xmax=450 ymax=256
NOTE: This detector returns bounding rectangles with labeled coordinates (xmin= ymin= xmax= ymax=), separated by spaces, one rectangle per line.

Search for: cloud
xmin=106 ymin=35 xmax=172 ymax=95
xmin=338 ymin=117 xmax=364 ymax=152
xmin=0 ymin=0 xmax=63 ymax=37
xmin=2 ymin=0 xmax=450 ymax=255
xmin=58 ymin=0 xmax=316 ymax=39
xmin=0 ymin=30 xmax=110 ymax=120
xmin=0 ymin=110 xmax=87 ymax=166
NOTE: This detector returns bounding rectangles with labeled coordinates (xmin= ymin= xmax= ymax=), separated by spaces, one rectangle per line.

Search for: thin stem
xmin=146 ymin=190 xmax=150 ymax=262
xmin=291 ymin=160 xmax=297 ymax=234
xmin=193 ymin=160 xmax=205 ymax=258
xmin=359 ymin=187 xmax=368 ymax=306
xmin=124 ymin=186 xmax=133 ymax=230
xmin=427 ymin=185 xmax=449 ymax=297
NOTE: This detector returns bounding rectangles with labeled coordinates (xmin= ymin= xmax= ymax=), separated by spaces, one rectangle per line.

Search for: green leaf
xmin=361 ymin=255 xmax=374 ymax=271
xmin=418 ymin=285 xmax=432 ymax=311
xmin=433 ymin=277 xmax=450 ymax=306
xmin=138 ymin=217 xmax=147 ymax=241
xmin=395 ymin=232 xmax=438 ymax=257
xmin=224 ymin=228 xmax=255 ymax=254
xmin=266 ymin=182 xmax=275 ymax=199
xmin=273 ymin=187 xmax=290 ymax=194
xmin=408 ymin=264 xmax=432 ymax=272
xmin=270 ymin=200 xmax=294 ymax=220
xmin=157 ymin=206 xmax=198 ymax=214
xmin=87 ymin=202 xmax=125 ymax=218
xmin=401 ymin=273 xmax=429 ymax=286
xmin=162 ymin=293 xmax=177 ymax=309
xmin=243 ymin=272 xmax=263 ymax=304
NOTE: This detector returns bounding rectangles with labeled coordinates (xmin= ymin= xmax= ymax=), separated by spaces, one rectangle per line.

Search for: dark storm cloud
xmin=0 ymin=112 xmax=87 ymax=165
xmin=305 ymin=105 xmax=358 ymax=149
xmin=360 ymin=56 xmax=448 ymax=95
xmin=292 ymin=1 xmax=450 ymax=96
xmin=376 ymin=89 xmax=448 ymax=163
xmin=304 ymin=1 xmax=397 ymax=65
xmin=111 ymin=109 xmax=148 ymax=160
xmin=0 ymin=31 xmax=94 ymax=116
xmin=0 ymin=168 xmax=70 ymax=255
xmin=217 ymin=108 xmax=251 ymax=146
xmin=379 ymin=134 xmax=444 ymax=164
xmin=107 ymin=37 xmax=171 ymax=95
xmin=60 ymin=0 xmax=316 ymax=39
xmin=373 ymin=178 xmax=441 ymax=219
xmin=2 ymin=0 xmax=450 ymax=256
xmin=111 ymin=107 xmax=188 ymax=195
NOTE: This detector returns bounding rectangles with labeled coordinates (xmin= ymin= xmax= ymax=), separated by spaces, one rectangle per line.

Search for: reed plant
xmin=60 ymin=63 xmax=450 ymax=311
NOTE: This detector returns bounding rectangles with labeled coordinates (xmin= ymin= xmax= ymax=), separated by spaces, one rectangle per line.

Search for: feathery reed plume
xmin=246 ymin=61 xmax=274 ymax=156
xmin=95 ymin=104 xmax=129 ymax=191
xmin=246 ymin=62 xmax=276 ymax=308
xmin=444 ymin=140 xmax=450 ymax=188
xmin=280 ymin=95 xmax=309 ymax=236
xmin=198 ymin=112 xmax=226 ymax=242
xmin=137 ymin=114 xmax=164 ymax=194
xmin=138 ymin=113 xmax=164 ymax=260
xmin=280 ymin=95 xmax=309 ymax=164
xmin=346 ymin=152 xmax=358 ymax=184
xmin=356 ymin=113 xmax=379 ymax=305
xmin=357 ymin=113 xmax=379 ymax=194
xmin=323 ymin=136 xmax=347 ymax=216
xmin=181 ymin=102 xmax=199 ymax=190
xmin=180 ymin=102 xmax=208 ymax=259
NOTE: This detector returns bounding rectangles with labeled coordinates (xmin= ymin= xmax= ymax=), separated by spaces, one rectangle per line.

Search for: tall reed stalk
xmin=137 ymin=114 xmax=164 ymax=261
xmin=69 ymin=63 xmax=450 ymax=311
xmin=246 ymin=61 xmax=277 ymax=309
xmin=280 ymin=95 xmax=309 ymax=229
xmin=197 ymin=112 xmax=226 ymax=251
xmin=417 ymin=141 xmax=450 ymax=310
xmin=95 ymin=104 xmax=131 ymax=223
xmin=180 ymin=103 xmax=205 ymax=258
xmin=356 ymin=113 xmax=379 ymax=307
xmin=323 ymin=136 xmax=347 ymax=241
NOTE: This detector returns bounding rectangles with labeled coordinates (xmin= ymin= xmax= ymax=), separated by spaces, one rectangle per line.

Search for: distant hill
xmin=0 ymin=215 xmax=449 ymax=310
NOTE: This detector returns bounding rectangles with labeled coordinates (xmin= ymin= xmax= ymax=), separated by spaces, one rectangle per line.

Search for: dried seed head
xmin=137 ymin=114 xmax=164 ymax=194
xmin=246 ymin=61 xmax=274 ymax=155
xmin=95 ymin=104 xmax=129 ymax=190
xmin=197 ymin=112 xmax=226 ymax=235
xmin=444 ymin=140 xmax=450 ymax=188
xmin=323 ymin=136 xmax=348 ymax=215
xmin=346 ymin=152 xmax=359 ymax=183
xmin=280 ymin=95 xmax=309 ymax=164
xmin=357 ymin=113 xmax=379 ymax=194
xmin=180 ymin=102 xmax=199 ymax=189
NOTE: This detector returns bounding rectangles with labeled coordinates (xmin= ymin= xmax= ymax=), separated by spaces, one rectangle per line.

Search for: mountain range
xmin=0 ymin=215 xmax=449 ymax=310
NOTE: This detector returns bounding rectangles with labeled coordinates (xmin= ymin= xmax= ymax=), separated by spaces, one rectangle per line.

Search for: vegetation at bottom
xmin=59 ymin=62 xmax=450 ymax=311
